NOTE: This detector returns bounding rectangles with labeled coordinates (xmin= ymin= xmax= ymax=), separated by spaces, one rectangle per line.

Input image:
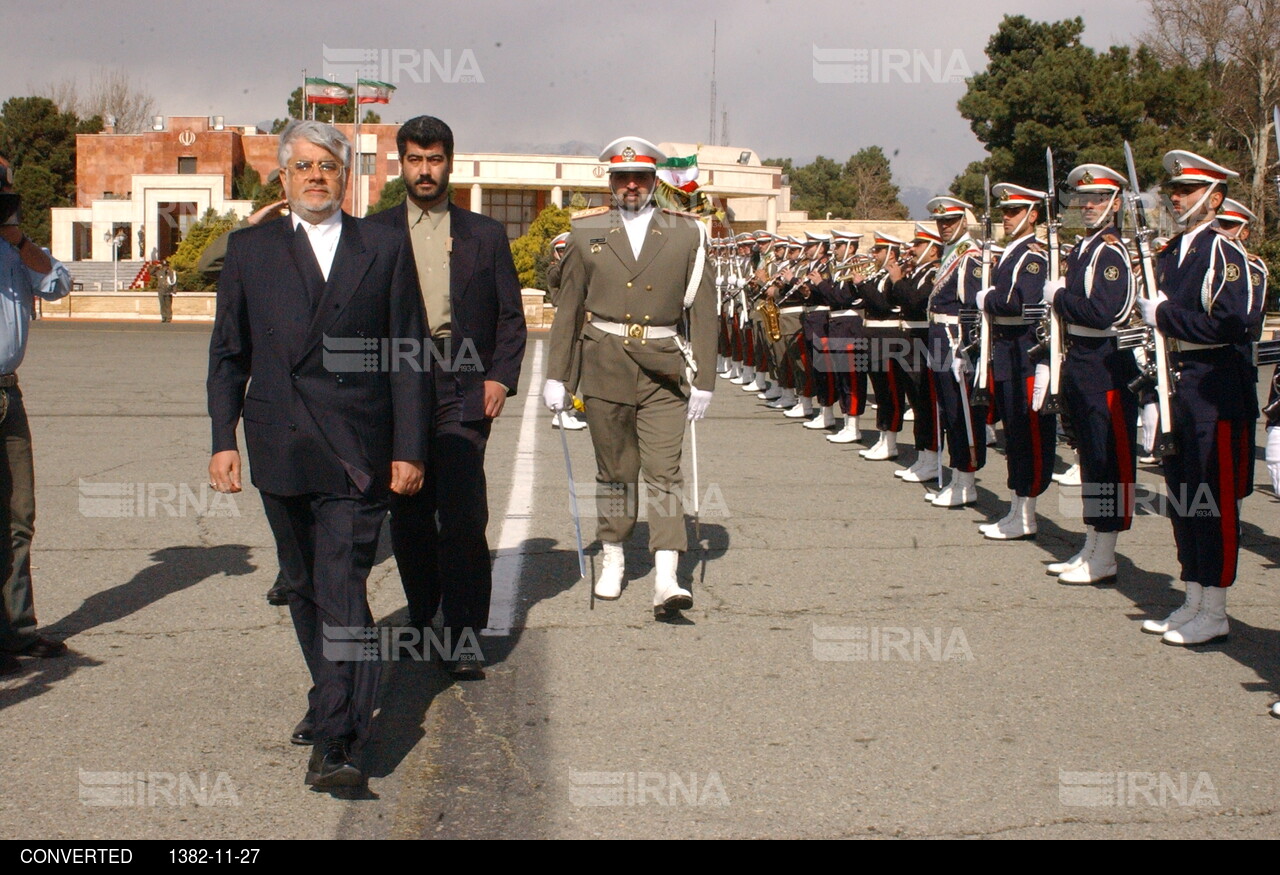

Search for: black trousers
xmin=260 ymin=490 xmax=387 ymax=743
xmin=390 ymin=364 xmax=493 ymax=640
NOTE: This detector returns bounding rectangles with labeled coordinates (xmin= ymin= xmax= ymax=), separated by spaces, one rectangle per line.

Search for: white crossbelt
xmin=590 ymin=319 xmax=678 ymax=339
xmin=1067 ymin=324 xmax=1118 ymax=338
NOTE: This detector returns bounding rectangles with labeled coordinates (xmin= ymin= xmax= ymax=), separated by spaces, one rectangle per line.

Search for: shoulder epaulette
xmin=1101 ymin=234 xmax=1121 ymax=246
xmin=1026 ymin=241 xmax=1046 ymax=253
xmin=572 ymin=206 xmax=610 ymax=220
xmin=661 ymin=208 xmax=700 ymax=219
xmin=1246 ymin=252 xmax=1265 ymax=266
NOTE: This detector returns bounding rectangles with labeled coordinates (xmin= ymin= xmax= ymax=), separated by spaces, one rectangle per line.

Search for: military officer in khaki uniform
xmin=543 ymin=136 xmax=717 ymax=619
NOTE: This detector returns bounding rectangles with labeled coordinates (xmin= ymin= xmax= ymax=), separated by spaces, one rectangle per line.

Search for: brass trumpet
xmin=829 ymin=255 xmax=879 ymax=283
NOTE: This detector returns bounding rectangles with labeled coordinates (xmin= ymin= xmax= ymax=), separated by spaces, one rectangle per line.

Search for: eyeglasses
xmin=287 ymin=160 xmax=343 ymax=176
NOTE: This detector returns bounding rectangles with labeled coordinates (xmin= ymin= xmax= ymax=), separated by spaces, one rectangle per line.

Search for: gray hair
xmin=277 ymin=120 xmax=351 ymax=170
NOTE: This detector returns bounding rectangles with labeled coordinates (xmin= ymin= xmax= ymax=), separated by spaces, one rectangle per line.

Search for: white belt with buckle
xmin=807 ymin=305 xmax=831 ymax=312
xmin=778 ymin=306 xmax=805 ymax=315
xmin=901 ymin=320 xmax=929 ymax=330
xmin=591 ymin=319 xmax=678 ymax=340
xmin=829 ymin=309 xmax=860 ymax=318
xmin=992 ymin=316 xmax=1028 ymax=326
xmin=1067 ymin=325 xmax=1118 ymax=338
xmin=930 ymin=313 xmax=959 ymax=325
xmin=864 ymin=319 xmax=900 ymax=329
xmin=1170 ymin=340 xmax=1228 ymax=352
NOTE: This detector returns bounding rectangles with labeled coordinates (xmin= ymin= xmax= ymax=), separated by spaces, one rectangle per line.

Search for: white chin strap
xmin=1172 ymin=185 xmax=1218 ymax=226
xmin=1085 ymin=192 xmax=1119 ymax=230
xmin=1006 ymin=209 xmax=1032 ymax=239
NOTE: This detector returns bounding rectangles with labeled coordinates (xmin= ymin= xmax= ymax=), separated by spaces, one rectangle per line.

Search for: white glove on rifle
xmin=542 ymin=379 xmax=566 ymax=413
xmin=1031 ymin=363 xmax=1050 ymax=412
xmin=1137 ymin=291 xmax=1168 ymax=328
xmin=974 ymin=286 xmax=993 ymax=311
xmin=1042 ymin=277 xmax=1065 ymax=305
xmin=688 ymin=388 xmax=713 ymax=421
xmin=950 ymin=351 xmax=969 ymax=382
xmin=1266 ymin=425 xmax=1280 ymax=496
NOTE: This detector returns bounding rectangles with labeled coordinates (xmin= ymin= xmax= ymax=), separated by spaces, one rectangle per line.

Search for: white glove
xmin=974 ymin=287 xmax=993 ymax=311
xmin=1031 ymin=363 xmax=1050 ymax=412
xmin=542 ymin=379 xmax=566 ymax=412
xmin=1266 ymin=425 xmax=1280 ymax=495
xmin=1137 ymin=291 xmax=1168 ymax=328
xmin=1042 ymin=277 xmax=1065 ymax=305
xmin=950 ymin=352 xmax=969 ymax=382
xmin=687 ymin=388 xmax=713 ymax=421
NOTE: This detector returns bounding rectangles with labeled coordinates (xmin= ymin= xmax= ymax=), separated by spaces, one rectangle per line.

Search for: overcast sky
xmin=7 ymin=0 xmax=1151 ymax=216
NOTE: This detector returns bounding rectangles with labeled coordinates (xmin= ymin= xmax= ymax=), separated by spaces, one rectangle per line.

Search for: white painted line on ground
xmin=482 ymin=339 xmax=543 ymax=637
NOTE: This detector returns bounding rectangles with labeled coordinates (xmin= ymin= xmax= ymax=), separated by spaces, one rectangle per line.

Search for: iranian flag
xmin=304 ymin=78 xmax=350 ymax=105
xmin=657 ymin=154 xmax=700 ymax=193
xmin=357 ymin=79 xmax=396 ymax=104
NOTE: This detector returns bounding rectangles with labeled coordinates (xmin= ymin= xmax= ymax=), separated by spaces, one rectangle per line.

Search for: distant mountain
xmin=900 ymin=186 xmax=935 ymax=221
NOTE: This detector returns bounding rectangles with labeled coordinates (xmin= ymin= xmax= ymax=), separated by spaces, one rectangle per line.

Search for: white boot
xmin=652 ymin=549 xmax=692 ymax=618
xmin=979 ymin=494 xmax=1020 ymax=537
xmin=595 ymin=541 xmax=625 ymax=600
xmin=826 ymin=417 xmax=862 ymax=444
xmin=1058 ymin=530 xmax=1117 ymax=584
xmin=858 ymin=435 xmax=885 ymax=458
xmin=903 ymin=406 xmax=915 ymax=422
xmin=897 ymin=450 xmax=939 ymax=482
xmin=803 ymin=405 xmax=837 ymax=430
xmin=1053 ymin=463 xmax=1081 ymax=486
xmin=1142 ymin=582 xmax=1203 ymax=635
xmin=737 ymin=366 xmax=756 ymax=388
xmin=985 ymin=424 xmax=997 ymax=446
xmin=984 ymin=495 xmax=1037 ymax=540
xmin=1162 ymin=586 xmax=1228 ymax=646
xmin=1047 ymin=527 xmax=1097 ymax=575
xmin=931 ymin=470 xmax=977 ymax=507
xmin=784 ymin=396 xmax=815 ymax=418
xmin=717 ymin=355 xmax=729 ymax=376
xmin=729 ymin=363 xmax=746 ymax=384
xmin=552 ymin=410 xmax=588 ymax=431
xmin=766 ymin=388 xmax=796 ymax=409
xmin=862 ymin=431 xmax=899 ymax=460
xmin=747 ymin=371 xmax=767 ymax=392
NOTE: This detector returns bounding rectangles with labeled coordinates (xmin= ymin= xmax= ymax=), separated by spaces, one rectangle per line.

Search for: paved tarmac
xmin=1 ymin=321 xmax=1278 ymax=840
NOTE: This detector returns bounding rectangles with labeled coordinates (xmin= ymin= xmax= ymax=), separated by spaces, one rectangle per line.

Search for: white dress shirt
xmin=292 ymin=211 xmax=342 ymax=281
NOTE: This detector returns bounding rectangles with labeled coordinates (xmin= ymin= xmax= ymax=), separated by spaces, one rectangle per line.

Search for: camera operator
xmin=0 ymin=155 xmax=71 ymax=676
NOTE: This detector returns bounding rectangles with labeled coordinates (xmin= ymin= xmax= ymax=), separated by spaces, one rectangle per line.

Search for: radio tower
xmin=709 ymin=21 xmax=717 ymax=144
xmin=721 ymin=109 xmax=729 ymax=146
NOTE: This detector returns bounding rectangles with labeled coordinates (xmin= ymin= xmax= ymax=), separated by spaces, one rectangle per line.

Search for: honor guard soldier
xmin=856 ymin=232 xmax=909 ymax=460
xmin=547 ymin=232 xmax=587 ymax=431
xmin=543 ymin=136 xmax=717 ymax=618
xmin=813 ymin=230 xmax=867 ymax=443
xmin=1137 ymin=150 xmax=1256 ymax=645
xmin=890 ymin=223 xmax=943 ymax=480
xmin=975 ymin=184 xmax=1055 ymax=539
xmin=1042 ymin=165 xmax=1138 ymax=581
xmin=798 ymin=232 xmax=840 ymax=431
xmin=746 ymin=230 xmax=778 ymax=397
xmin=924 ymin=197 xmax=986 ymax=506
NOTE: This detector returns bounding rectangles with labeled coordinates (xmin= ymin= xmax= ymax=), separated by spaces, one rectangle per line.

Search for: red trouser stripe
xmin=1024 ymin=376 xmax=1046 ymax=496
xmin=986 ymin=371 xmax=998 ymax=424
xmin=820 ymin=338 xmax=837 ymax=407
xmin=887 ymin=364 xmax=903 ymax=431
xmin=1216 ymin=420 xmax=1238 ymax=588
xmin=1105 ymin=389 xmax=1134 ymax=530
xmin=799 ymin=335 xmax=814 ymax=397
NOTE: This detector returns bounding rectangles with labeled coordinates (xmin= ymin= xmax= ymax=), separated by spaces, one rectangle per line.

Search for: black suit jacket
xmin=207 ymin=214 xmax=429 ymax=497
xmin=367 ymin=201 xmax=526 ymax=422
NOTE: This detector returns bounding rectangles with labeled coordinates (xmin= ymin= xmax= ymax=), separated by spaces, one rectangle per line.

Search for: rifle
xmin=1039 ymin=148 xmax=1065 ymax=414
xmin=1123 ymin=141 xmax=1178 ymax=458
xmin=970 ymin=175 xmax=993 ymax=406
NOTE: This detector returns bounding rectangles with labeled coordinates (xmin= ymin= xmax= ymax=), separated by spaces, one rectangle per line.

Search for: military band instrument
xmin=1123 ymin=140 xmax=1178 ymax=458
xmin=970 ymin=174 xmax=994 ymax=406
xmin=1040 ymin=147 xmax=1065 ymax=414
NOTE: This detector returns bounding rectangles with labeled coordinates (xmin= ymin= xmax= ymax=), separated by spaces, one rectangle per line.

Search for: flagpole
xmin=300 ymin=69 xmax=306 ymax=121
xmin=352 ymin=85 xmax=361 ymax=216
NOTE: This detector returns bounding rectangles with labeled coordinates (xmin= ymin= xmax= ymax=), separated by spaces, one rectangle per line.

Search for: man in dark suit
xmin=207 ymin=120 xmax=428 ymax=789
xmin=366 ymin=116 xmax=526 ymax=678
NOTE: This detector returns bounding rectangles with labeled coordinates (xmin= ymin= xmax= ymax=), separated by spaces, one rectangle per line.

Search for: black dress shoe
xmin=18 ymin=636 xmax=67 ymax=658
xmin=291 ymin=715 xmax=315 ymax=746
xmin=444 ymin=652 xmax=485 ymax=680
xmin=266 ymin=572 xmax=289 ymax=606
xmin=305 ymin=737 xmax=364 ymax=788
